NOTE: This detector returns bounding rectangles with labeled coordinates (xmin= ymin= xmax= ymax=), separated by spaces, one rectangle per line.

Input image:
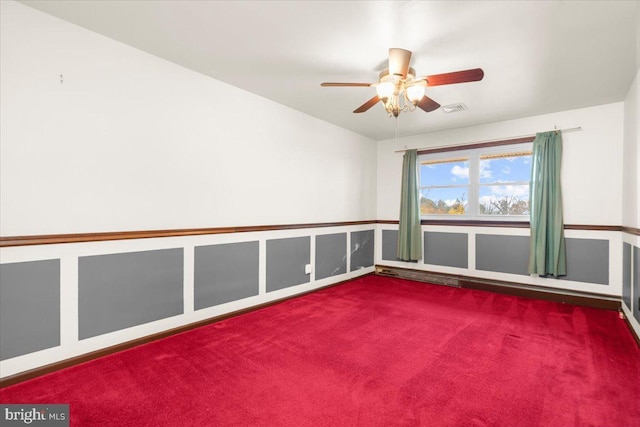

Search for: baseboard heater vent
xmin=375 ymin=266 xmax=459 ymax=288
xmin=375 ymin=264 xmax=621 ymax=312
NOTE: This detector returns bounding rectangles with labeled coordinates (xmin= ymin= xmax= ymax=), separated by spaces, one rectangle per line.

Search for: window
xmin=420 ymin=157 xmax=470 ymax=215
xmin=419 ymin=143 xmax=532 ymax=220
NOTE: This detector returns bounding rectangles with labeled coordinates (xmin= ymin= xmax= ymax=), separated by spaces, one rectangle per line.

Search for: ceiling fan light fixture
xmin=320 ymin=48 xmax=483 ymax=118
xmin=406 ymin=84 xmax=425 ymax=103
xmin=376 ymin=81 xmax=394 ymax=99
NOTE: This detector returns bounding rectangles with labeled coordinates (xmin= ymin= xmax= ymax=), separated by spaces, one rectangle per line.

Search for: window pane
xmin=479 ymin=153 xmax=531 ymax=183
xmin=420 ymin=188 xmax=467 ymax=215
xmin=478 ymin=185 xmax=529 ymax=215
xmin=420 ymin=158 xmax=469 ymax=186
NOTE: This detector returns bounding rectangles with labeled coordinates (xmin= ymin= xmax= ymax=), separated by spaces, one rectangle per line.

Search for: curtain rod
xmin=394 ymin=126 xmax=582 ymax=153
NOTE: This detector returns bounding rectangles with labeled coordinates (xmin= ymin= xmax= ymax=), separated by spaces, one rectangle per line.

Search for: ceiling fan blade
xmin=321 ymin=82 xmax=373 ymax=87
xmin=422 ymin=68 xmax=484 ymax=86
xmin=389 ymin=48 xmax=412 ymax=78
xmin=417 ymin=96 xmax=441 ymax=113
xmin=353 ymin=96 xmax=381 ymax=113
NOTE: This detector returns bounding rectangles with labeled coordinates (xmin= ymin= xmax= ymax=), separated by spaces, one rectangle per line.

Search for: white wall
xmin=377 ymin=103 xmax=624 ymax=226
xmin=622 ymin=68 xmax=640 ymax=336
xmin=0 ymin=2 xmax=380 ymax=378
xmin=0 ymin=1 xmax=377 ymax=237
xmin=623 ymin=69 xmax=640 ymax=229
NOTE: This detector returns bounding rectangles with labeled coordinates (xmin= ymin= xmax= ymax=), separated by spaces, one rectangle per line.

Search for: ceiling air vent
xmin=442 ymin=103 xmax=468 ymax=113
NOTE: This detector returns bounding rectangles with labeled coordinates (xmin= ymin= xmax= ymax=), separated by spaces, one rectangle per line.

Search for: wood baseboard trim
xmin=459 ymin=278 xmax=620 ymax=311
xmin=622 ymin=313 xmax=640 ymax=348
xmin=375 ymin=264 xmax=620 ymax=311
xmin=0 ymin=274 xmax=372 ymax=388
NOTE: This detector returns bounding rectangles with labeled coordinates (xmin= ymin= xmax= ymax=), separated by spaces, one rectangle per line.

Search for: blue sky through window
xmin=420 ymin=159 xmax=469 ymax=186
xmin=419 ymin=151 xmax=532 ymax=216
xmin=479 ymin=155 xmax=531 ymax=183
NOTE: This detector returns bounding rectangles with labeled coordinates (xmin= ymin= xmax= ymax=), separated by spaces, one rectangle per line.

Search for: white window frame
xmin=418 ymin=142 xmax=533 ymax=221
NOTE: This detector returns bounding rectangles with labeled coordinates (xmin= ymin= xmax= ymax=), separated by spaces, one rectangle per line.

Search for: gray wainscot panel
xmin=382 ymin=230 xmax=399 ymax=261
xmin=351 ymin=230 xmax=375 ymax=271
xmin=476 ymin=234 xmax=529 ymax=275
xmin=634 ymin=246 xmax=640 ymax=323
xmin=266 ymin=236 xmax=310 ymax=292
xmin=477 ymin=234 xmax=610 ymax=285
xmin=79 ymin=248 xmax=184 ymax=340
xmin=194 ymin=241 xmax=259 ymax=310
xmin=0 ymin=259 xmax=61 ymax=360
xmin=561 ymin=238 xmax=609 ymax=285
xmin=315 ymin=233 xmax=347 ymax=280
xmin=424 ymin=232 xmax=468 ymax=269
xmin=622 ymin=243 xmax=632 ymax=309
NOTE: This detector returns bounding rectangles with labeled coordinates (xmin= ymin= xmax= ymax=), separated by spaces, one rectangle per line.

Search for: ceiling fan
xmin=321 ymin=48 xmax=484 ymax=117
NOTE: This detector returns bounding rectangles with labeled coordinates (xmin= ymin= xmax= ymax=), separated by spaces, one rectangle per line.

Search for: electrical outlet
xmin=305 ymin=264 xmax=312 ymax=275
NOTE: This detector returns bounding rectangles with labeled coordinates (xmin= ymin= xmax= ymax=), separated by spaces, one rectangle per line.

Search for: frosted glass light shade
xmin=406 ymin=84 xmax=425 ymax=102
xmin=376 ymin=82 xmax=394 ymax=99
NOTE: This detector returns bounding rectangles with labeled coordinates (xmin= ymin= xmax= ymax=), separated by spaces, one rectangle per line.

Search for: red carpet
xmin=2 ymin=275 xmax=639 ymax=426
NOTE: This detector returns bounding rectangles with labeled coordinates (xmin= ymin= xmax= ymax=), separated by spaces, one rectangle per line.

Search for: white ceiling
xmin=19 ymin=0 xmax=640 ymax=141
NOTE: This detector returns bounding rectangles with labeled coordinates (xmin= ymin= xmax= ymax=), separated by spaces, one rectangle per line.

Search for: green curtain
xmin=528 ymin=131 xmax=566 ymax=276
xmin=397 ymin=149 xmax=422 ymax=261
